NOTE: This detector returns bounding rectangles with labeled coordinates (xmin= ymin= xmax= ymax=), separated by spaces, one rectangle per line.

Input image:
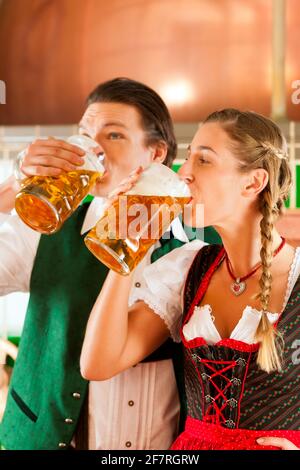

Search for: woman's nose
xmin=178 ymin=162 xmax=194 ymax=184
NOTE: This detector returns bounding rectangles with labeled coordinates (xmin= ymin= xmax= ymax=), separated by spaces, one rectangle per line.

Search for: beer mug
xmin=14 ymin=135 xmax=104 ymax=234
xmin=84 ymin=163 xmax=190 ymax=275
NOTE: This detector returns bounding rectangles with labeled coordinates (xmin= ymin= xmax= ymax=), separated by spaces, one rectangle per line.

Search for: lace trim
xmin=192 ymin=304 xmax=279 ymax=321
xmin=242 ymin=305 xmax=279 ymax=320
xmin=281 ymin=246 xmax=300 ymax=311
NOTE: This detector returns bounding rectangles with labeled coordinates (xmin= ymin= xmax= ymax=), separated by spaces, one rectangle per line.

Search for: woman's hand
xmin=102 ymin=166 xmax=143 ymax=210
xmin=256 ymin=437 xmax=299 ymax=450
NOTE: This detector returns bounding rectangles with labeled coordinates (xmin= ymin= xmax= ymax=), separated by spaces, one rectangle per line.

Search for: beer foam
xmin=81 ymin=155 xmax=104 ymax=173
xmin=126 ymin=163 xmax=190 ymax=197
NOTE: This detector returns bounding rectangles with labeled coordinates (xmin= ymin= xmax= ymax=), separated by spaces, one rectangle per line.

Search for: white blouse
xmin=130 ymin=244 xmax=300 ymax=345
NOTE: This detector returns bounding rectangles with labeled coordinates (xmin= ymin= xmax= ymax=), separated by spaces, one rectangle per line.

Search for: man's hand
xmin=0 ymin=175 xmax=23 ymax=213
xmin=20 ymin=137 xmax=86 ymax=177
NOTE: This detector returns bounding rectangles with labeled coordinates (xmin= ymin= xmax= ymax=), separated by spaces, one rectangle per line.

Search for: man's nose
xmin=91 ymin=144 xmax=105 ymax=159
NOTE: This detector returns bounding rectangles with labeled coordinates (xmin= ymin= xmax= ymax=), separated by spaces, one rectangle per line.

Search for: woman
xmin=81 ymin=109 xmax=300 ymax=450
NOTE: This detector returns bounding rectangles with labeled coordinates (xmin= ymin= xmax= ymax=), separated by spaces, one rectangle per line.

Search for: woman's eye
xmin=185 ymin=153 xmax=209 ymax=163
xmin=108 ymin=132 xmax=123 ymax=140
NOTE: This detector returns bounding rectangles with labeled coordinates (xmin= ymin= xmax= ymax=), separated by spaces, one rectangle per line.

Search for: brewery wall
xmin=0 ymin=0 xmax=300 ymax=124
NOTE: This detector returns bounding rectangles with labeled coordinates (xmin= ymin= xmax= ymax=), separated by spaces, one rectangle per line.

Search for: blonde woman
xmin=81 ymin=109 xmax=300 ymax=450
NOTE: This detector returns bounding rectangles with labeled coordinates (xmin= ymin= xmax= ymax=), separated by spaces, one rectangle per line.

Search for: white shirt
xmin=130 ymin=243 xmax=300 ymax=345
xmin=0 ymin=198 xmax=189 ymax=450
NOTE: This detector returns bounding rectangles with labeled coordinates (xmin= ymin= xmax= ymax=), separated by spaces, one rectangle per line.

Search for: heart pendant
xmin=230 ymin=280 xmax=246 ymax=296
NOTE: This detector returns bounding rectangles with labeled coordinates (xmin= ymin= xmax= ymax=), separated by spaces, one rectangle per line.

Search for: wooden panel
xmin=0 ymin=0 xmax=298 ymax=124
xmin=0 ymin=0 xmax=86 ymax=123
xmin=286 ymin=0 xmax=300 ymax=121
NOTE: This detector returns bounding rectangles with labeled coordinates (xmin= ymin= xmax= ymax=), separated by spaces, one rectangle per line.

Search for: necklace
xmin=225 ymin=237 xmax=286 ymax=296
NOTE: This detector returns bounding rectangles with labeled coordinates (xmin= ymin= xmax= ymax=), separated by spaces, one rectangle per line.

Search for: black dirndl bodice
xmin=181 ymin=244 xmax=300 ymax=431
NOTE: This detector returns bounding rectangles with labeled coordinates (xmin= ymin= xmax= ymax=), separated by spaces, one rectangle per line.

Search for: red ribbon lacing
xmin=200 ymin=357 xmax=237 ymax=426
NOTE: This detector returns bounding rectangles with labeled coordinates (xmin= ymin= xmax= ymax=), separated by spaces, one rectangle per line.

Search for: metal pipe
xmin=271 ymin=0 xmax=286 ymax=120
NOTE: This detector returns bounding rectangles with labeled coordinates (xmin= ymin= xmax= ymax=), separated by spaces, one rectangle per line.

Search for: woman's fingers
xmin=108 ymin=182 xmax=134 ymax=199
xmin=102 ymin=166 xmax=144 ymax=212
xmin=128 ymin=165 xmax=143 ymax=177
xmin=108 ymin=167 xmax=144 ymax=198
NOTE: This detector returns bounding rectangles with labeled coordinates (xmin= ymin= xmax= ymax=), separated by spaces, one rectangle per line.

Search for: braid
xmin=259 ymin=190 xmax=274 ymax=311
xmin=255 ymin=189 xmax=284 ymax=373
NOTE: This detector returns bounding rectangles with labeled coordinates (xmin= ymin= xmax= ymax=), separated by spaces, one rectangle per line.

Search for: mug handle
xmin=14 ymin=149 xmax=27 ymax=182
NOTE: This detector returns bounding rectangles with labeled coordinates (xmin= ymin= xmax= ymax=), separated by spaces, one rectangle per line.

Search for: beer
xmin=14 ymin=135 xmax=104 ymax=234
xmin=84 ymin=163 xmax=190 ymax=275
xmin=85 ymin=194 xmax=190 ymax=274
xmin=15 ymin=170 xmax=101 ymax=234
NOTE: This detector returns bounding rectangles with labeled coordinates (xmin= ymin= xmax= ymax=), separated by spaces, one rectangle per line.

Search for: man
xmin=0 ymin=78 xmax=189 ymax=450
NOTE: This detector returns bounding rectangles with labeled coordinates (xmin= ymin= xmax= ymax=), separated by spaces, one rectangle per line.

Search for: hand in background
xmin=256 ymin=437 xmax=299 ymax=450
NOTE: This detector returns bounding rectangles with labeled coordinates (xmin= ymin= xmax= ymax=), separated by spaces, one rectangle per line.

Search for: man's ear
xmin=241 ymin=168 xmax=269 ymax=198
xmin=151 ymin=141 xmax=168 ymax=164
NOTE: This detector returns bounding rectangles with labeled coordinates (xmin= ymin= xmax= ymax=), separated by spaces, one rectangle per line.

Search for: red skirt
xmin=171 ymin=416 xmax=300 ymax=450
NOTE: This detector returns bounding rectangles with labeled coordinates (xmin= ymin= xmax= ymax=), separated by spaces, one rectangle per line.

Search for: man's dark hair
xmin=86 ymin=77 xmax=177 ymax=167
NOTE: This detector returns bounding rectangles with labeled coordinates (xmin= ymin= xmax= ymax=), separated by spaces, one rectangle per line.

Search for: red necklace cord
xmin=225 ymin=236 xmax=286 ymax=282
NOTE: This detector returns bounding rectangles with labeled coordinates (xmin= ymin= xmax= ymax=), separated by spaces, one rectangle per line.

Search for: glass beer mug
xmin=84 ymin=162 xmax=190 ymax=275
xmin=14 ymin=135 xmax=104 ymax=234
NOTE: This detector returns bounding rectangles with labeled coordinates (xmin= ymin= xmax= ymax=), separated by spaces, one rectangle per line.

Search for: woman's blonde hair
xmin=204 ymin=109 xmax=292 ymax=373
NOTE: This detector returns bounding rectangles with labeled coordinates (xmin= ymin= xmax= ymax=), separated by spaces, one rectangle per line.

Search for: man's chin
xmin=90 ymin=177 xmax=110 ymax=198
